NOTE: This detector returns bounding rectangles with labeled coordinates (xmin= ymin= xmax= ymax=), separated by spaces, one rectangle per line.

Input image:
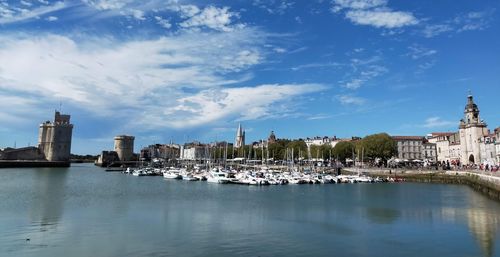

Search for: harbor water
xmin=1 ymin=164 xmax=500 ymax=257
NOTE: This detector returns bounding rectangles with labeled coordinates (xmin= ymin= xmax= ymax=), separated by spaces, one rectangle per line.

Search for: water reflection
xmin=30 ymin=168 xmax=68 ymax=231
xmin=466 ymin=192 xmax=499 ymax=257
xmin=365 ymin=207 xmax=401 ymax=224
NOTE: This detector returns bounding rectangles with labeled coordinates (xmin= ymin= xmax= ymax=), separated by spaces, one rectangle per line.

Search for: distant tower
xmin=235 ymin=123 xmax=245 ymax=148
xmin=268 ymin=131 xmax=277 ymax=144
xmin=459 ymin=94 xmax=488 ymax=164
xmin=38 ymin=111 xmax=74 ymax=162
xmin=114 ymin=135 xmax=135 ymax=161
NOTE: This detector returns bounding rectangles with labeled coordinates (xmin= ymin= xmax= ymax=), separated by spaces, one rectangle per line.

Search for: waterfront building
xmin=140 ymin=143 xmax=180 ymax=161
xmin=304 ymin=136 xmax=337 ymax=148
xmin=459 ymin=94 xmax=490 ymax=164
xmin=428 ymin=94 xmax=498 ymax=165
xmin=392 ymin=136 xmax=426 ymax=160
xmin=234 ymin=123 xmax=245 ymax=148
xmin=427 ymin=132 xmax=455 ymax=162
xmin=479 ymin=133 xmax=497 ymax=166
xmin=38 ymin=111 xmax=73 ymax=162
xmin=330 ymin=137 xmax=361 ymax=148
xmin=180 ymin=142 xmax=209 ymax=160
xmin=422 ymin=142 xmax=437 ymax=162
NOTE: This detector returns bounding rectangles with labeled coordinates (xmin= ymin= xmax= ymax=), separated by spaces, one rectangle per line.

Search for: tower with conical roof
xmin=235 ymin=123 xmax=245 ymax=148
xmin=459 ymin=94 xmax=488 ymax=164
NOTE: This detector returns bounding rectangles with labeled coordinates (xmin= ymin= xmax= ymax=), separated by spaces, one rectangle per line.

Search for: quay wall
xmin=345 ymin=168 xmax=500 ymax=202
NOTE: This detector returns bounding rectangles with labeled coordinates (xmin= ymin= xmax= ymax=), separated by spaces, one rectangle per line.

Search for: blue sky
xmin=0 ymin=0 xmax=499 ymax=154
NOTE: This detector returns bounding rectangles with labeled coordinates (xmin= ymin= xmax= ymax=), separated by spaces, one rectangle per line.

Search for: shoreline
xmin=345 ymin=168 xmax=500 ymax=202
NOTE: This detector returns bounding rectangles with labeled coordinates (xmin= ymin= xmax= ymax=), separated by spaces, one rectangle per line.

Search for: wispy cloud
xmin=345 ymin=10 xmax=418 ymax=28
xmin=422 ymin=117 xmax=456 ymax=128
xmin=157 ymin=84 xmax=326 ymax=129
xmin=252 ymin=0 xmax=295 ymax=15
xmin=291 ymin=62 xmax=342 ymax=71
xmin=340 ymin=56 xmax=387 ymax=89
xmin=179 ymin=5 xmax=239 ymax=32
xmin=422 ymin=10 xmax=495 ymax=38
xmin=331 ymin=0 xmax=418 ymax=29
xmin=0 ymin=1 xmax=67 ymax=24
xmin=337 ymin=94 xmax=366 ymax=105
xmin=0 ymin=29 xmax=324 ymax=130
xmin=406 ymin=44 xmax=437 ymax=60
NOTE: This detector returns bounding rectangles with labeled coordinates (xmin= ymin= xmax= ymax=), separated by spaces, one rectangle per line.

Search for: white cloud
xmin=422 ymin=117 xmax=455 ymax=128
xmin=291 ymin=62 xmax=342 ymax=71
xmin=422 ymin=24 xmax=453 ymax=38
xmin=0 ymin=29 xmax=321 ymax=130
xmin=82 ymin=0 xmax=132 ymax=10
xmin=343 ymin=78 xmax=364 ymax=89
xmin=155 ymin=84 xmax=325 ymax=129
xmin=406 ymin=44 xmax=437 ymax=60
xmin=252 ymin=0 xmax=295 ymax=15
xmin=0 ymin=1 xmax=67 ymax=24
xmin=422 ymin=10 xmax=494 ymax=38
xmin=331 ymin=0 xmax=387 ymax=12
xmin=331 ymin=0 xmax=418 ymax=29
xmin=45 ymin=16 xmax=58 ymax=21
xmin=340 ymin=57 xmax=387 ymax=89
xmin=131 ymin=9 xmax=145 ymax=20
xmin=345 ymin=9 xmax=418 ymax=28
xmin=179 ymin=6 xmax=237 ymax=32
xmin=154 ymin=16 xmax=171 ymax=29
xmin=20 ymin=1 xmax=33 ymax=7
xmin=337 ymin=95 xmax=366 ymax=105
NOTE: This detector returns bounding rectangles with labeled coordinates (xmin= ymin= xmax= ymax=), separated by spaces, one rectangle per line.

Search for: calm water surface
xmin=1 ymin=164 xmax=500 ymax=257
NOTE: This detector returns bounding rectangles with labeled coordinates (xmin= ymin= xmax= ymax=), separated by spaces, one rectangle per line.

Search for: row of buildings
xmin=426 ymin=95 xmax=499 ymax=166
xmin=96 ymin=94 xmax=498 ymax=166
xmin=263 ymin=94 xmax=499 ymax=166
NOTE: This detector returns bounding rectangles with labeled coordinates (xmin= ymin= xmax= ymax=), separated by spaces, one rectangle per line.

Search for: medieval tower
xmin=459 ymin=94 xmax=489 ymax=164
xmin=235 ymin=123 xmax=245 ymax=148
xmin=114 ymin=135 xmax=135 ymax=161
xmin=38 ymin=111 xmax=74 ymax=162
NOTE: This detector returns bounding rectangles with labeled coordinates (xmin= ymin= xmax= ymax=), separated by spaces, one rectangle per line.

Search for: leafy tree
xmin=320 ymin=144 xmax=333 ymax=160
xmin=286 ymin=140 xmax=307 ymax=160
xmin=357 ymin=133 xmax=397 ymax=164
xmin=332 ymin=141 xmax=356 ymax=163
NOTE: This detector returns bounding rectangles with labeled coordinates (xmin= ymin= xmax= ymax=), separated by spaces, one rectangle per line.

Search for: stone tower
xmin=268 ymin=131 xmax=277 ymax=144
xmin=459 ymin=94 xmax=488 ymax=164
xmin=38 ymin=111 xmax=74 ymax=162
xmin=235 ymin=123 xmax=245 ymax=148
xmin=114 ymin=135 xmax=135 ymax=161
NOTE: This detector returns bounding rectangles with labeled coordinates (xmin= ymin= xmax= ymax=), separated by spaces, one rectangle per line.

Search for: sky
xmin=0 ymin=0 xmax=499 ymax=154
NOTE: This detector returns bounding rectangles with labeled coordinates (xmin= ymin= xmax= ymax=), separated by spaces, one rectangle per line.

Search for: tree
xmin=286 ymin=140 xmax=307 ymax=160
xmin=320 ymin=144 xmax=333 ymax=160
xmin=357 ymin=133 xmax=396 ymax=164
xmin=332 ymin=141 xmax=356 ymax=163
xmin=268 ymin=139 xmax=290 ymax=160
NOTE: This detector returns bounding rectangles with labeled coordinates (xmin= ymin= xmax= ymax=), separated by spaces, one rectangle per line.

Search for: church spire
xmin=235 ymin=123 xmax=245 ymax=148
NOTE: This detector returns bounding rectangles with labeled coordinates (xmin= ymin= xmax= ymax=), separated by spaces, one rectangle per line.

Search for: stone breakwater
xmin=346 ymin=168 xmax=500 ymax=201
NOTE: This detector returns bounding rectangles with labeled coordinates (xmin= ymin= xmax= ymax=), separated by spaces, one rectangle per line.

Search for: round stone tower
xmin=114 ymin=135 xmax=135 ymax=161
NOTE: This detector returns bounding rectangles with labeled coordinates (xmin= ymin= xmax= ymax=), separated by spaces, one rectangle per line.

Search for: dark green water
xmin=1 ymin=164 xmax=500 ymax=257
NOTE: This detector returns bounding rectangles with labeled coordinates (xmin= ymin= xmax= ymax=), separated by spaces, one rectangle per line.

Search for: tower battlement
xmin=38 ymin=111 xmax=74 ymax=162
